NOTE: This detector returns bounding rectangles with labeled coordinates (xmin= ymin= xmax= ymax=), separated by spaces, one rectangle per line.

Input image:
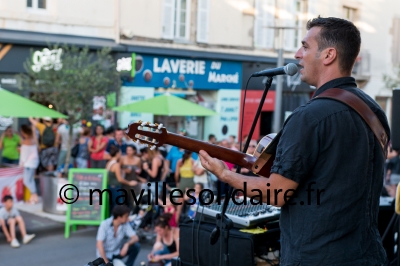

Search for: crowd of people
xmin=1 ymin=118 xmax=258 ymax=264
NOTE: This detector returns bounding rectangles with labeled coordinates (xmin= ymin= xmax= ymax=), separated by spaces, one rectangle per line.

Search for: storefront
xmin=240 ymin=61 xmax=315 ymax=141
xmin=115 ymin=53 xmax=243 ymax=141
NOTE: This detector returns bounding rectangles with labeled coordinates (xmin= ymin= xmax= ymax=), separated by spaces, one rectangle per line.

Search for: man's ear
xmin=322 ymin=48 xmax=337 ymax=66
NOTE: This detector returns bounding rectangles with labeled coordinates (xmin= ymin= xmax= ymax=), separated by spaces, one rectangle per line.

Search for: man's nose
xmin=294 ymin=48 xmax=302 ymax=59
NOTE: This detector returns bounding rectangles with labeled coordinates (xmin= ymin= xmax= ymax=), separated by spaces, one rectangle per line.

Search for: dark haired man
xmin=96 ymin=205 xmax=140 ymax=265
xmin=105 ymin=128 xmax=127 ymax=160
xmin=208 ymin=134 xmax=217 ymax=144
xmin=199 ymin=16 xmax=389 ymax=265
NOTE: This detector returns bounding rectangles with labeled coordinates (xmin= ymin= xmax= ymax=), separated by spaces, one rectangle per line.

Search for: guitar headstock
xmin=125 ymin=120 xmax=168 ymax=150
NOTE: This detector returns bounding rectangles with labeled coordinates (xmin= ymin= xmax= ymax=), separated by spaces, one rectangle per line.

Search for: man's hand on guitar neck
xmin=198 ymin=150 xmax=229 ymax=182
xmin=198 ymin=150 xmax=299 ymax=207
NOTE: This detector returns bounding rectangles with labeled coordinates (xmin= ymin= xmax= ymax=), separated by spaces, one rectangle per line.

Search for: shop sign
xmin=121 ymin=54 xmax=242 ymax=89
xmin=32 ymin=48 xmax=63 ymax=72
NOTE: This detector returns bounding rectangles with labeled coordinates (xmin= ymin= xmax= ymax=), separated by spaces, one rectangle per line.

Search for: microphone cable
xmin=239 ymin=76 xmax=253 ymax=152
xmin=196 ymin=199 xmax=206 ymax=266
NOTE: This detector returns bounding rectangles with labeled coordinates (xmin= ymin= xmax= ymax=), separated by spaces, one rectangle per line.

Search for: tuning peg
xmin=150 ymin=145 xmax=156 ymax=150
xmin=152 ymin=139 xmax=157 ymax=143
xmin=157 ymin=123 xmax=163 ymax=130
xmin=136 ymin=139 xmax=141 ymax=144
xmin=137 ymin=120 xmax=143 ymax=124
xmin=141 ymin=122 xmax=146 ymax=126
xmin=149 ymin=123 xmax=155 ymax=127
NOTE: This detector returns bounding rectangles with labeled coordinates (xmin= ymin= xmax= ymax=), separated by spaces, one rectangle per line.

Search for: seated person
xmin=184 ymin=183 xmax=204 ymax=219
xmin=147 ymin=213 xmax=179 ymax=266
xmin=0 ymin=195 xmax=35 ymax=248
xmin=96 ymin=205 xmax=141 ymax=266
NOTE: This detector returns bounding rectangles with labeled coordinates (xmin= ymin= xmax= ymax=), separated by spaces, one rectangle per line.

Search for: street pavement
xmin=0 ymin=210 xmax=153 ymax=266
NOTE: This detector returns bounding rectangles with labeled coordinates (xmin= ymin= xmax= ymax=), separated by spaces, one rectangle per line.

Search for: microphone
xmin=251 ymin=63 xmax=298 ymax=77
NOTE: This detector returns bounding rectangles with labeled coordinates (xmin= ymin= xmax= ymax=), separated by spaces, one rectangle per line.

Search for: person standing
xmin=142 ymin=147 xmax=166 ymax=198
xmin=88 ymin=124 xmax=108 ymax=168
xmin=0 ymin=126 xmax=21 ymax=165
xmin=75 ymin=127 xmax=91 ymax=168
xmin=19 ymin=124 xmax=39 ymax=204
xmin=121 ymin=145 xmax=143 ymax=208
xmin=105 ymin=145 xmax=137 ymax=214
xmin=56 ymin=119 xmax=81 ymax=168
xmin=29 ymin=117 xmax=58 ymax=172
xmin=198 ymin=17 xmax=390 ymax=265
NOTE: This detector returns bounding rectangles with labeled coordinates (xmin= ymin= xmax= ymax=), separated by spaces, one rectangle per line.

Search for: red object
xmin=239 ymin=90 xmax=275 ymax=141
xmin=1 ymin=186 xmax=11 ymax=201
xmin=15 ymin=179 xmax=24 ymax=201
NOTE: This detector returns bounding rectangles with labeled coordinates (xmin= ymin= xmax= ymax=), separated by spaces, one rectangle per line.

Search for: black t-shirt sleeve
xmin=270 ymin=109 xmax=319 ymax=184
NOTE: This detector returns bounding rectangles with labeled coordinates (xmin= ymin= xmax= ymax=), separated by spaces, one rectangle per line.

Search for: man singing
xmin=199 ymin=17 xmax=390 ymax=265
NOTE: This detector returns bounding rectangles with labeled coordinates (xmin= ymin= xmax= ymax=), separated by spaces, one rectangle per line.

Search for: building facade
xmin=0 ymin=0 xmax=398 ymax=138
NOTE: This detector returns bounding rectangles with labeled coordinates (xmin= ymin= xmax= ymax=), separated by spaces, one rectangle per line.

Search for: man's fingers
xmin=199 ymin=150 xmax=210 ymax=159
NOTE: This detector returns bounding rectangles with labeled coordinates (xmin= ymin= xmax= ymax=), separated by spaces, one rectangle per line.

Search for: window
xmin=375 ymin=96 xmax=388 ymax=113
xmin=283 ymin=0 xmax=305 ymax=51
xmin=27 ymin=0 xmax=46 ymax=9
xmin=162 ymin=0 xmax=191 ymax=40
xmin=391 ymin=17 xmax=400 ymax=65
xmin=197 ymin=0 xmax=209 ymax=43
xmin=343 ymin=6 xmax=357 ymax=22
xmin=254 ymin=0 xmax=275 ymax=49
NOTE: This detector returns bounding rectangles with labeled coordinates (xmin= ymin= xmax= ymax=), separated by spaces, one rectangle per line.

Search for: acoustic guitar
xmin=125 ymin=121 xmax=276 ymax=178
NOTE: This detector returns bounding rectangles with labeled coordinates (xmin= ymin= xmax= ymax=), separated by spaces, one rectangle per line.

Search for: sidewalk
xmin=14 ymin=200 xmax=66 ymax=223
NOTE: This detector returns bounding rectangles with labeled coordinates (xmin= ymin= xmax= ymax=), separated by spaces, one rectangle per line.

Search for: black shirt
xmin=270 ymin=77 xmax=390 ymax=265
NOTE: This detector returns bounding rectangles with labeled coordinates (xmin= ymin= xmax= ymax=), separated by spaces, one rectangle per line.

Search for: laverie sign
xmin=122 ymin=54 xmax=242 ymax=89
xmin=32 ymin=48 xmax=63 ymax=72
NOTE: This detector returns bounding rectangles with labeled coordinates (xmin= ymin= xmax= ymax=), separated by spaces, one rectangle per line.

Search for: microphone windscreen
xmin=395 ymin=183 xmax=400 ymax=215
xmin=284 ymin=63 xmax=299 ymax=76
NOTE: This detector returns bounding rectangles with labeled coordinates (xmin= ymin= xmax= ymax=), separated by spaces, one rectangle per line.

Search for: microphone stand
xmin=212 ymin=76 xmax=274 ymax=266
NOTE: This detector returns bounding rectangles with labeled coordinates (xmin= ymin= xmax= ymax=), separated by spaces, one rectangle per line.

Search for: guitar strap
xmin=314 ymin=88 xmax=388 ymax=157
xmin=252 ymin=87 xmax=389 ymax=174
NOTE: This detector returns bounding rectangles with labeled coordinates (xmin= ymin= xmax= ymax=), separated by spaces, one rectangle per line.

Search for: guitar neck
xmin=165 ymin=132 xmax=256 ymax=170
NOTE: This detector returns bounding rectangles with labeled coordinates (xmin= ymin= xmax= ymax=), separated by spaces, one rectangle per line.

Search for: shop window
xmin=162 ymin=0 xmax=191 ymax=40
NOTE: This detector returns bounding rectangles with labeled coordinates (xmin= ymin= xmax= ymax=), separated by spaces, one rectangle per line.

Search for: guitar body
xmin=125 ymin=121 xmax=277 ymax=178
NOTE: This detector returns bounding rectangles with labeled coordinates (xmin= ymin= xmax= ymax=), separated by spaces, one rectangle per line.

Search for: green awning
xmin=0 ymin=88 xmax=68 ymax=118
xmin=113 ymin=94 xmax=217 ymax=116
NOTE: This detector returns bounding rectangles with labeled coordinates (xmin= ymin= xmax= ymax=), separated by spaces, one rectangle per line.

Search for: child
xmin=0 ymin=195 xmax=35 ymax=247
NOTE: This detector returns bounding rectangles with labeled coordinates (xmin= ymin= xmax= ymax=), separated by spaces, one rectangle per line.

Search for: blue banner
xmin=122 ymin=54 xmax=242 ymax=89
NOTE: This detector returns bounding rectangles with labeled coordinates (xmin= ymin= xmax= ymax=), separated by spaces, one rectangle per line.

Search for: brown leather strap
xmin=314 ymin=88 xmax=388 ymax=156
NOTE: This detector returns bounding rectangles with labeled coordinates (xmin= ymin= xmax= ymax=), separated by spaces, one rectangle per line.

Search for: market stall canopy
xmin=0 ymin=88 xmax=68 ymax=118
xmin=113 ymin=94 xmax=217 ymax=116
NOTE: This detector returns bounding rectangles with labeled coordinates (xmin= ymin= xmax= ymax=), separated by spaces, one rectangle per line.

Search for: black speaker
xmin=392 ymin=89 xmax=400 ymax=150
xmin=178 ymin=220 xmax=280 ymax=266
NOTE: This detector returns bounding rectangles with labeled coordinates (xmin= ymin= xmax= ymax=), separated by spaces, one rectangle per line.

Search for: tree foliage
xmin=20 ymin=44 xmax=120 ymax=175
xmin=383 ymin=66 xmax=400 ymax=90
xmin=21 ymin=44 xmax=120 ymax=123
